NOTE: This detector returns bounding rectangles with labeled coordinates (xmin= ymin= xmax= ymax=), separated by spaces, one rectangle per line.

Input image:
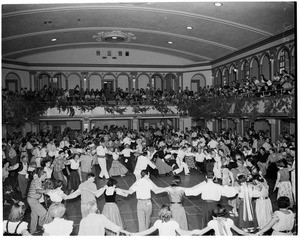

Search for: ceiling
xmin=2 ymin=2 xmax=296 ymax=65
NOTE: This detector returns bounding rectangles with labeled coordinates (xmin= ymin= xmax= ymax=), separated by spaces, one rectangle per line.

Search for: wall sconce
xmin=234 ymin=68 xmax=238 ymax=72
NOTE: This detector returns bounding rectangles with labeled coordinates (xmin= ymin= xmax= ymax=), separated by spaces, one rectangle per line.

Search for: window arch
xmin=250 ymin=57 xmax=259 ymax=80
xmin=215 ymin=69 xmax=222 ymax=87
xmin=278 ymin=47 xmax=290 ymax=73
xmin=191 ymin=74 xmax=206 ymax=92
xmin=229 ymin=64 xmax=237 ymax=84
xmin=38 ymin=72 xmax=51 ymax=90
xmin=51 ymin=73 xmax=64 ymax=89
xmin=116 ymin=73 xmax=130 ymax=91
xmin=164 ymin=73 xmax=177 ymax=92
xmin=67 ymin=73 xmax=82 ymax=90
xmin=241 ymin=60 xmax=250 ymax=80
xmin=89 ymin=73 xmax=102 ymax=90
xmin=222 ymin=67 xmax=229 ymax=87
xmin=103 ymin=73 xmax=116 ymax=91
xmin=260 ymin=53 xmax=271 ymax=81
xmin=150 ymin=73 xmax=162 ymax=90
xmin=5 ymin=72 xmax=21 ymax=92
xmin=137 ymin=73 xmax=151 ymax=90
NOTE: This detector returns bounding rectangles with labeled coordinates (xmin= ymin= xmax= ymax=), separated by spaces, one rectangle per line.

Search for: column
xmin=235 ymin=118 xmax=243 ymax=136
xmin=132 ymin=117 xmax=139 ymax=131
xmin=267 ymin=118 xmax=276 ymax=143
xmin=81 ymin=72 xmax=89 ymax=90
xmin=179 ymin=117 xmax=185 ymax=131
xmin=29 ymin=71 xmax=37 ymax=90
xmin=83 ymin=117 xmax=90 ymax=132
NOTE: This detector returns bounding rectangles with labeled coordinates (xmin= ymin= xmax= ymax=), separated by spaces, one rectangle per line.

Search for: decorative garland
xmin=2 ymin=92 xmax=295 ymax=127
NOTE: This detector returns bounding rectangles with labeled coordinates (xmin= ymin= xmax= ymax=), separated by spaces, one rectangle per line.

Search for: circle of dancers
xmin=2 ymin=126 xmax=296 ymax=235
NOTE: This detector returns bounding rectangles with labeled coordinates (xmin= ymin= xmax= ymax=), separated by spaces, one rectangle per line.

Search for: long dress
xmin=166 ymin=186 xmax=188 ymax=230
xmin=109 ymin=153 xmax=128 ymax=176
xmin=185 ymin=152 xmax=196 ymax=169
xmin=255 ymin=182 xmax=273 ymax=229
xmin=155 ymin=158 xmax=173 ymax=175
xmin=102 ymin=189 xmax=124 ymax=236
xmin=68 ymin=159 xmax=80 ymax=191
xmin=238 ymin=183 xmax=258 ymax=232
xmin=277 ymin=168 xmax=294 ymax=207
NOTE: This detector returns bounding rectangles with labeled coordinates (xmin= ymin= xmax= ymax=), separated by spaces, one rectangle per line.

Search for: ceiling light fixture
xmin=51 ymin=38 xmax=57 ymax=42
xmin=44 ymin=21 xmax=52 ymax=24
xmin=186 ymin=26 xmax=193 ymax=30
xmin=214 ymin=3 xmax=223 ymax=7
xmin=168 ymin=41 xmax=173 ymax=44
xmin=93 ymin=31 xmax=136 ymax=43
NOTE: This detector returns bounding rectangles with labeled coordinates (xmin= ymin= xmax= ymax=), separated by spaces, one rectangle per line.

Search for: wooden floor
xmin=3 ymin=165 xmax=280 ymax=236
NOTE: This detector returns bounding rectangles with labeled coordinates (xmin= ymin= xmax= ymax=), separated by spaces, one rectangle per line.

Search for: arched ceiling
xmin=2 ymin=2 xmax=295 ymax=65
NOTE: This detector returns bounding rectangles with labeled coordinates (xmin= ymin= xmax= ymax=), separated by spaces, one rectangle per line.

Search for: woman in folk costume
xmin=256 ymin=196 xmax=295 ymax=235
xmin=84 ymin=178 xmax=130 ymax=235
xmin=191 ymin=204 xmax=251 ymax=236
xmin=184 ymin=145 xmax=197 ymax=169
xmin=212 ymin=149 xmax=222 ymax=182
xmin=163 ymin=176 xmax=188 ymax=230
xmin=236 ymin=174 xmax=259 ymax=232
xmin=108 ymin=147 xmax=128 ymax=177
xmin=44 ymin=180 xmax=72 ymax=224
xmin=252 ymin=175 xmax=273 ymax=229
xmin=274 ymin=159 xmax=294 ymax=207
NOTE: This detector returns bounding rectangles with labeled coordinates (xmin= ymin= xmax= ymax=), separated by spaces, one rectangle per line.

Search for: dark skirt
xmin=102 ymin=202 xmax=124 ymax=235
xmin=68 ymin=170 xmax=80 ymax=191
xmin=266 ymin=162 xmax=279 ymax=180
xmin=238 ymin=199 xmax=258 ymax=231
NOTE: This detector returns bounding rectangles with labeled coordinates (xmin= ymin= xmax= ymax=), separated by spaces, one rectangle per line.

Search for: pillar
xmin=267 ymin=118 xmax=277 ymax=143
xmin=179 ymin=118 xmax=185 ymax=132
xmin=132 ymin=117 xmax=139 ymax=131
xmin=83 ymin=117 xmax=90 ymax=132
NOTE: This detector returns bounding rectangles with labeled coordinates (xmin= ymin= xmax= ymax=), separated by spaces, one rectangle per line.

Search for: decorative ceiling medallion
xmin=93 ymin=31 xmax=136 ymax=43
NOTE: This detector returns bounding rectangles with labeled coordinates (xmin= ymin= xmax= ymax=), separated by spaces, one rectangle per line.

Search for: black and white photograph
xmin=1 ymin=1 xmax=297 ymax=236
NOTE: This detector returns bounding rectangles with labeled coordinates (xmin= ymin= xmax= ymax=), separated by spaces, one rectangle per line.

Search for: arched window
xmin=241 ymin=60 xmax=250 ymax=80
xmin=222 ymin=67 xmax=229 ymax=87
xmin=102 ymin=74 xmax=115 ymax=91
xmin=215 ymin=69 xmax=222 ymax=87
xmin=89 ymin=74 xmax=102 ymax=90
xmin=117 ymin=74 xmax=130 ymax=91
xmin=229 ymin=65 xmax=237 ymax=85
xmin=260 ymin=54 xmax=271 ymax=81
xmin=279 ymin=48 xmax=290 ymax=73
xmin=250 ymin=57 xmax=259 ymax=80
xmin=151 ymin=74 xmax=163 ymax=90
xmin=5 ymin=72 xmax=20 ymax=92
xmin=51 ymin=73 xmax=62 ymax=89
xmin=68 ymin=73 xmax=81 ymax=90
xmin=164 ymin=73 xmax=176 ymax=92
xmin=191 ymin=74 xmax=206 ymax=92
xmin=39 ymin=73 xmax=51 ymax=90
xmin=137 ymin=74 xmax=150 ymax=90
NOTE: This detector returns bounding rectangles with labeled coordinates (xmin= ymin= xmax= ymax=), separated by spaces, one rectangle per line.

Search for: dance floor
xmin=3 ymin=166 xmax=279 ymax=235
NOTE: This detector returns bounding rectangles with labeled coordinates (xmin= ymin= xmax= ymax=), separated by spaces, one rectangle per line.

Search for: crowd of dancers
xmin=2 ymin=125 xmax=296 ymax=235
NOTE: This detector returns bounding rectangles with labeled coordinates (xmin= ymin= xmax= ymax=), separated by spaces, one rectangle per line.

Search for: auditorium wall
xmin=18 ymin=48 xmax=196 ymax=65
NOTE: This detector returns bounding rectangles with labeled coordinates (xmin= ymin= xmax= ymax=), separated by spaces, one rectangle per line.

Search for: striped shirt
xmin=27 ymin=178 xmax=43 ymax=199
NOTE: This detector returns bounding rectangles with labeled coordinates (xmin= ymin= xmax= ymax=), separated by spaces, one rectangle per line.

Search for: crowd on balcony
xmin=2 ymin=70 xmax=295 ymax=107
xmin=2 ymin=124 xmax=296 ymax=235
